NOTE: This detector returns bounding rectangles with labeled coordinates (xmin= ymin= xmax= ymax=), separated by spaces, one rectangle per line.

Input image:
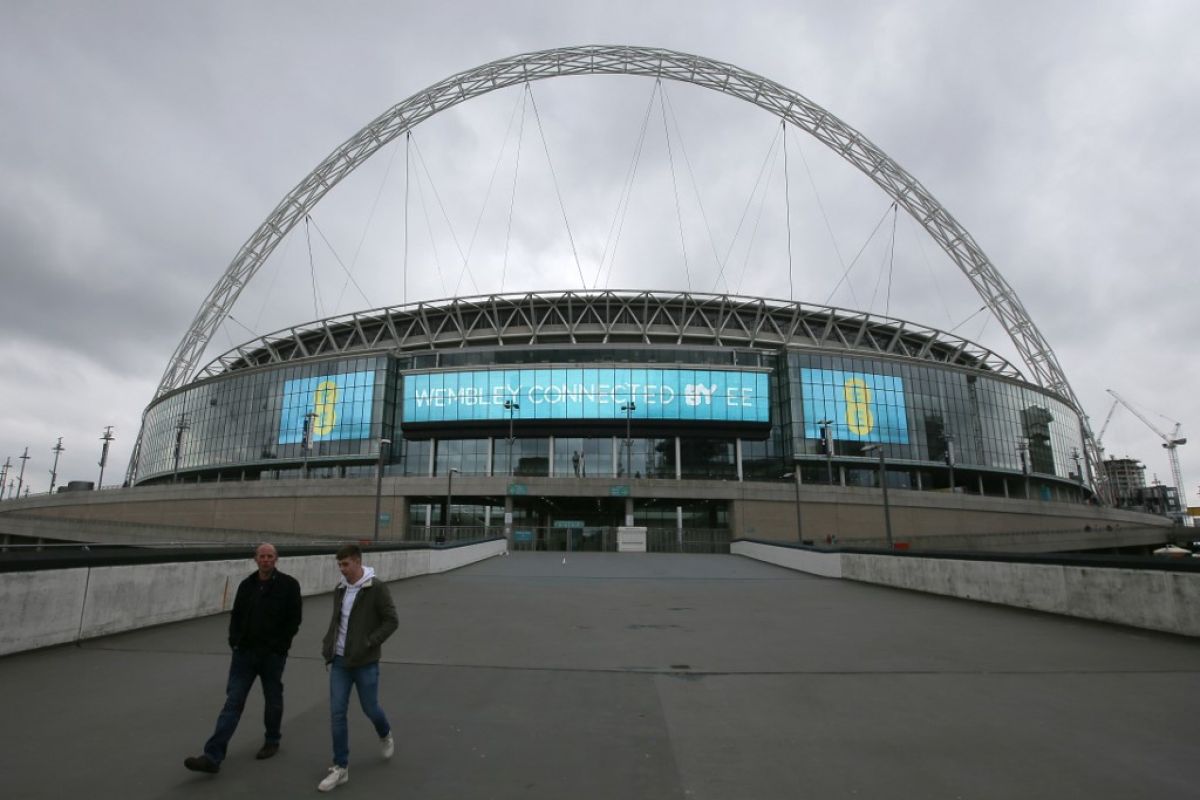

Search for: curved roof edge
xmin=195 ymin=290 xmax=1024 ymax=381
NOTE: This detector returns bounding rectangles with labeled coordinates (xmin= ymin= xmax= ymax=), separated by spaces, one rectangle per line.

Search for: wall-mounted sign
xmin=278 ymin=371 xmax=376 ymax=445
xmin=800 ymin=368 xmax=909 ymax=444
xmin=402 ymin=367 xmax=769 ymax=424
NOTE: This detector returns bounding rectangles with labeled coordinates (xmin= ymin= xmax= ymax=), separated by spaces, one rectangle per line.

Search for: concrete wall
xmin=0 ymin=476 xmax=1171 ymax=553
xmin=0 ymin=539 xmax=506 ymax=657
xmin=732 ymin=541 xmax=1200 ymax=637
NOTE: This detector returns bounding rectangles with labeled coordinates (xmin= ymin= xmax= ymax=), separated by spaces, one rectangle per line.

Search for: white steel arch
xmin=147 ymin=44 xmax=1100 ymax=478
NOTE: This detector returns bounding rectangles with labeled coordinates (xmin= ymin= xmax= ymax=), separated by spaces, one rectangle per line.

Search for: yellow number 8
xmin=843 ymin=378 xmax=874 ymax=435
xmin=312 ymin=380 xmax=339 ymax=435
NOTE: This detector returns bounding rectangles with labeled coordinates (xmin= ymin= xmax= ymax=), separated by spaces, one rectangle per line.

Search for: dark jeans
xmin=329 ymin=655 xmax=391 ymax=768
xmin=203 ymin=648 xmax=287 ymax=763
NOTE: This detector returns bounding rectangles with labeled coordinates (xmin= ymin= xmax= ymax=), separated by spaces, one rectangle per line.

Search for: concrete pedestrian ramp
xmin=1 ymin=552 xmax=1197 ymax=798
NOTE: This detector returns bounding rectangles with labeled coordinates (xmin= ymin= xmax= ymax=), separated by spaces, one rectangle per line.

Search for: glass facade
xmin=136 ymin=357 xmax=389 ymax=481
xmin=781 ymin=353 xmax=1085 ymax=477
xmin=135 ymin=345 xmax=1086 ymax=501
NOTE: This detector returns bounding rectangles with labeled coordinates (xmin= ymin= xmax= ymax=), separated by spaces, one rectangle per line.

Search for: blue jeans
xmin=329 ymin=656 xmax=391 ymax=768
xmin=203 ymin=648 xmax=286 ymax=763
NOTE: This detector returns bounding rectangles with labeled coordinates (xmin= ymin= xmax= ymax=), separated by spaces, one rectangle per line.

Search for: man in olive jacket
xmin=185 ymin=542 xmax=302 ymax=774
xmin=317 ymin=544 xmax=399 ymax=792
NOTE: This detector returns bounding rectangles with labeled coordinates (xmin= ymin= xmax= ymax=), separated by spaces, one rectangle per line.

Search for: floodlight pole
xmin=373 ymin=438 xmax=392 ymax=542
xmin=301 ymin=411 xmax=316 ymax=478
xmin=97 ymin=426 xmax=114 ymax=489
xmin=784 ymin=469 xmax=804 ymax=543
xmin=622 ymin=401 xmax=637 ymax=478
xmin=863 ymin=444 xmax=893 ymax=549
xmin=443 ymin=467 xmax=460 ymax=534
xmin=48 ymin=437 xmax=65 ymax=494
xmin=16 ymin=447 xmax=30 ymax=497
xmin=172 ymin=415 xmax=190 ymax=484
xmin=818 ymin=419 xmax=834 ymax=485
xmin=1017 ymin=439 xmax=1030 ymax=499
xmin=943 ymin=433 xmax=956 ymax=492
xmin=504 ymin=399 xmax=519 ymax=476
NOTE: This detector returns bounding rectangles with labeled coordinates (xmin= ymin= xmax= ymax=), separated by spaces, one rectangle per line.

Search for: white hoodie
xmin=334 ymin=565 xmax=375 ymax=657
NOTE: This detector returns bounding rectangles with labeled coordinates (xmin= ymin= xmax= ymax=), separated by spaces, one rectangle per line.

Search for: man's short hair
xmin=335 ymin=543 xmax=362 ymax=561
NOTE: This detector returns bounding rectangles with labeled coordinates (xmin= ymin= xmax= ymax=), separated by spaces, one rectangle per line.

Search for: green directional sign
xmin=508 ymin=483 xmax=528 ymax=496
xmin=609 ymin=485 xmax=630 ymax=497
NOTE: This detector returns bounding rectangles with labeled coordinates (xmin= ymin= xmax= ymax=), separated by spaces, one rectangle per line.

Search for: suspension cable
xmin=410 ymin=136 xmax=480 ymax=294
xmin=526 ymin=84 xmax=588 ymax=290
xmin=410 ymin=141 xmax=449 ymax=297
xmin=594 ymin=80 xmax=659 ymax=290
xmin=453 ymin=88 xmax=529 ymax=297
xmin=783 ymin=119 xmax=794 ymax=301
xmin=303 ymin=215 xmax=323 ymax=319
xmin=823 ymin=201 xmax=896 ymax=307
xmin=658 ymin=85 xmax=692 ymax=291
xmin=885 ymin=204 xmax=898 ymax=317
xmin=867 ymin=205 xmax=899 ymax=315
xmin=501 ymin=87 xmax=530 ymax=293
xmin=794 ymin=130 xmax=857 ymax=307
xmin=661 ymin=85 xmax=721 ymax=292
xmin=404 ymin=131 xmax=410 ymax=305
xmin=709 ymin=124 xmax=782 ymax=293
xmin=331 ymin=136 xmax=402 ymax=314
xmin=305 ymin=215 xmax=372 ymax=309
xmin=733 ymin=132 xmax=784 ymax=295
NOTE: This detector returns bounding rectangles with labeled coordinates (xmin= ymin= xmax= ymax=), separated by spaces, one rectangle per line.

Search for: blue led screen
xmin=801 ymin=368 xmax=909 ymax=444
xmin=278 ymin=371 xmax=376 ymax=444
xmin=402 ymin=368 xmax=770 ymax=424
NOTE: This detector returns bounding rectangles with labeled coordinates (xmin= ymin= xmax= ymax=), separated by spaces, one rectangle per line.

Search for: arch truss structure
xmin=148 ymin=45 xmax=1100 ymax=479
xmin=197 ymin=290 xmax=1022 ymax=381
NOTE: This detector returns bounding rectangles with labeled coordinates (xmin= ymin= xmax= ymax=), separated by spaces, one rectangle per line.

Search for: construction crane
xmin=1106 ymin=389 xmax=1187 ymax=505
xmin=1096 ymin=397 xmax=1120 ymax=449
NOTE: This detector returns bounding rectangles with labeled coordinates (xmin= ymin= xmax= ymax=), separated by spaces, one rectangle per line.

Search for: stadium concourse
xmin=0 ymin=551 xmax=1195 ymax=799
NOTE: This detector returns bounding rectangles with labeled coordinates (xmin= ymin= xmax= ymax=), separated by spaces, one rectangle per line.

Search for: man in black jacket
xmin=185 ymin=543 xmax=303 ymax=774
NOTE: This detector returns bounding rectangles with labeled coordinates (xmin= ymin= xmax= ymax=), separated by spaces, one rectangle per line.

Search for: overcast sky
xmin=1 ymin=0 xmax=1197 ymax=507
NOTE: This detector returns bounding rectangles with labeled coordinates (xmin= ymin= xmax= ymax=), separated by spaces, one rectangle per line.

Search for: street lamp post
xmin=442 ymin=467 xmax=460 ymax=540
xmin=818 ymin=419 xmax=834 ymax=485
xmin=17 ymin=447 xmax=30 ymax=497
xmin=49 ymin=437 xmax=64 ymax=494
xmin=943 ymin=433 xmax=956 ymax=492
xmin=862 ymin=444 xmax=893 ymax=549
xmin=621 ymin=401 xmax=637 ymax=478
xmin=503 ymin=399 xmax=519 ymax=476
xmin=301 ymin=411 xmax=317 ymax=478
xmin=783 ymin=469 xmax=804 ymax=543
xmin=172 ymin=415 xmax=189 ymax=484
xmin=1017 ymin=439 xmax=1030 ymax=499
xmin=373 ymin=438 xmax=392 ymax=542
xmin=97 ymin=427 xmax=114 ymax=489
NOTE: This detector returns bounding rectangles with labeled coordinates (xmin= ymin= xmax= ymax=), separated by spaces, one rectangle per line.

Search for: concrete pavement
xmin=1 ymin=551 xmax=1197 ymax=799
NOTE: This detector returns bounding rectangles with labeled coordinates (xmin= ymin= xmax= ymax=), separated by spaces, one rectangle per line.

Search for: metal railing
xmin=496 ymin=526 xmax=731 ymax=554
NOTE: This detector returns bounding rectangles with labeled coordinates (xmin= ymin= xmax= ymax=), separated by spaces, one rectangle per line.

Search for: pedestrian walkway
xmin=1 ymin=552 xmax=1197 ymax=798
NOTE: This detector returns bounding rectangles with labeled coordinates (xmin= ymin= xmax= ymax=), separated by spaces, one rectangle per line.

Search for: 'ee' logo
xmin=683 ymin=383 xmax=717 ymax=407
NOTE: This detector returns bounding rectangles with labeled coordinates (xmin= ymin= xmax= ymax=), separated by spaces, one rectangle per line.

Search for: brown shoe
xmin=255 ymin=742 xmax=280 ymax=760
xmin=184 ymin=755 xmax=220 ymax=773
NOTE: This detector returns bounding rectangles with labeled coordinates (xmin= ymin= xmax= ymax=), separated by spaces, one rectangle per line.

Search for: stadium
xmin=0 ymin=46 xmax=1172 ymax=552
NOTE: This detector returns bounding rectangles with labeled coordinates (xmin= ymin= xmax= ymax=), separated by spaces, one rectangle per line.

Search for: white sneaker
xmin=381 ymin=733 xmax=394 ymax=759
xmin=318 ymin=766 xmax=349 ymax=792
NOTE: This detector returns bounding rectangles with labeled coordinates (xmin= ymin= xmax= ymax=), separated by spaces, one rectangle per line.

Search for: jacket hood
xmin=339 ymin=565 xmax=375 ymax=589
